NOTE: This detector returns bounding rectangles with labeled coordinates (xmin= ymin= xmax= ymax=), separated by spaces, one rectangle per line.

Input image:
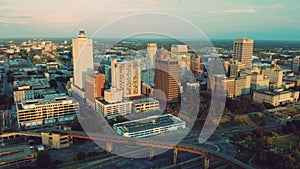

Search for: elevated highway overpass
xmin=1 ymin=129 xmax=254 ymax=169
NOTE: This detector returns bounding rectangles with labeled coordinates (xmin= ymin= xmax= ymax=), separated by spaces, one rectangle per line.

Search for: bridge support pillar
xmin=106 ymin=141 xmax=113 ymax=152
xmin=204 ymin=156 xmax=210 ymax=169
xmin=149 ymin=148 xmax=154 ymax=160
xmin=173 ymin=148 xmax=178 ymax=164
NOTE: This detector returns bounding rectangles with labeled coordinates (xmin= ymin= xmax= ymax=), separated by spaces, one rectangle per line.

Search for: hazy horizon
xmin=0 ymin=1 xmax=299 ymax=41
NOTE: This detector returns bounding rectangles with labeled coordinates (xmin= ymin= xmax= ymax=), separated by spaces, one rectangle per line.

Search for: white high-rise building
xmin=111 ymin=59 xmax=141 ymax=98
xmin=146 ymin=43 xmax=158 ymax=68
xmin=72 ymin=30 xmax=94 ymax=98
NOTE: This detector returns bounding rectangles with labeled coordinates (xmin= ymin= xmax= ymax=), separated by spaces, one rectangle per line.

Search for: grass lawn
xmin=272 ymin=135 xmax=300 ymax=150
xmin=218 ymin=113 xmax=275 ymax=129
xmin=279 ymin=107 xmax=299 ymax=117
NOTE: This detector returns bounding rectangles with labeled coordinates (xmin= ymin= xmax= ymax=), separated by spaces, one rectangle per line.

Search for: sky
xmin=0 ymin=0 xmax=299 ymax=40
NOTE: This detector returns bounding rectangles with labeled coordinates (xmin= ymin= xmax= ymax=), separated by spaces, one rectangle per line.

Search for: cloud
xmin=0 ymin=16 xmax=32 ymax=19
xmin=48 ymin=19 xmax=64 ymax=23
xmin=270 ymin=4 xmax=285 ymax=9
xmin=0 ymin=15 xmax=32 ymax=25
xmin=0 ymin=19 xmax=8 ymax=24
xmin=208 ymin=10 xmax=218 ymax=15
xmin=223 ymin=9 xmax=256 ymax=14
xmin=143 ymin=0 xmax=157 ymax=5
xmin=122 ymin=8 xmax=148 ymax=12
xmin=0 ymin=19 xmax=30 ymax=24
xmin=207 ymin=9 xmax=256 ymax=15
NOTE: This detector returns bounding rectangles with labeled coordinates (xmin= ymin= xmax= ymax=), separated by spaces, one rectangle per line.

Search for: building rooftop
xmin=13 ymin=78 xmax=50 ymax=91
xmin=19 ymin=93 xmax=75 ymax=110
xmin=132 ymin=98 xmax=159 ymax=105
xmin=113 ymin=114 xmax=184 ymax=133
xmin=254 ymin=90 xmax=296 ymax=96
xmin=96 ymin=97 xmax=131 ymax=105
xmin=0 ymin=145 xmax=33 ymax=163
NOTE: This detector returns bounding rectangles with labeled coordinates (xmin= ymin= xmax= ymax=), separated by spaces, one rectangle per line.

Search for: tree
xmin=36 ymin=150 xmax=52 ymax=168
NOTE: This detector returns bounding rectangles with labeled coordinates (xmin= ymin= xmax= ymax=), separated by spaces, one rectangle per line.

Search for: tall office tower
xmin=146 ymin=43 xmax=157 ymax=85
xmin=72 ymin=30 xmax=94 ymax=98
xmin=104 ymin=65 xmax=111 ymax=86
xmin=171 ymin=44 xmax=191 ymax=72
xmin=85 ymin=72 xmax=105 ymax=109
xmin=146 ymin=43 xmax=158 ymax=68
xmin=233 ymin=38 xmax=254 ymax=68
xmin=262 ymin=64 xmax=283 ymax=88
xmin=155 ymin=57 xmax=181 ymax=103
xmin=191 ymin=56 xmax=202 ymax=73
xmin=111 ymin=59 xmax=141 ymax=98
xmin=230 ymin=61 xmax=245 ymax=77
xmin=222 ymin=61 xmax=230 ymax=77
xmin=292 ymin=56 xmax=300 ymax=73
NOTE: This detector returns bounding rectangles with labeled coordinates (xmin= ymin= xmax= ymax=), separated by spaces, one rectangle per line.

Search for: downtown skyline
xmin=0 ymin=0 xmax=299 ymax=40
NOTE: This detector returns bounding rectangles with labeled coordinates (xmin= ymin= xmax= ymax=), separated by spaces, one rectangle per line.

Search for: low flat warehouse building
xmin=253 ymin=90 xmax=299 ymax=106
xmin=113 ymin=114 xmax=186 ymax=138
xmin=16 ymin=94 xmax=79 ymax=129
xmin=0 ymin=145 xmax=37 ymax=169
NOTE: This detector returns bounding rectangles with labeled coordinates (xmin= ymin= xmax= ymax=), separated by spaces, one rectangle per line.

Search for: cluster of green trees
xmin=282 ymin=120 xmax=300 ymax=136
xmin=28 ymin=50 xmax=56 ymax=64
xmin=232 ymin=127 xmax=300 ymax=169
xmin=225 ymin=95 xmax=266 ymax=114
xmin=255 ymin=149 xmax=299 ymax=169
xmin=28 ymin=50 xmax=42 ymax=58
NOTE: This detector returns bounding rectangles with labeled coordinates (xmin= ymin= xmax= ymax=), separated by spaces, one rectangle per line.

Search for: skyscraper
xmin=111 ymin=59 xmax=141 ymax=98
xmin=155 ymin=56 xmax=181 ymax=103
xmin=146 ymin=43 xmax=158 ymax=68
xmin=72 ymin=30 xmax=94 ymax=98
xmin=292 ymin=56 xmax=300 ymax=73
xmin=146 ymin=43 xmax=157 ymax=85
xmin=191 ymin=56 xmax=202 ymax=73
xmin=85 ymin=72 xmax=105 ymax=109
xmin=233 ymin=38 xmax=254 ymax=68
